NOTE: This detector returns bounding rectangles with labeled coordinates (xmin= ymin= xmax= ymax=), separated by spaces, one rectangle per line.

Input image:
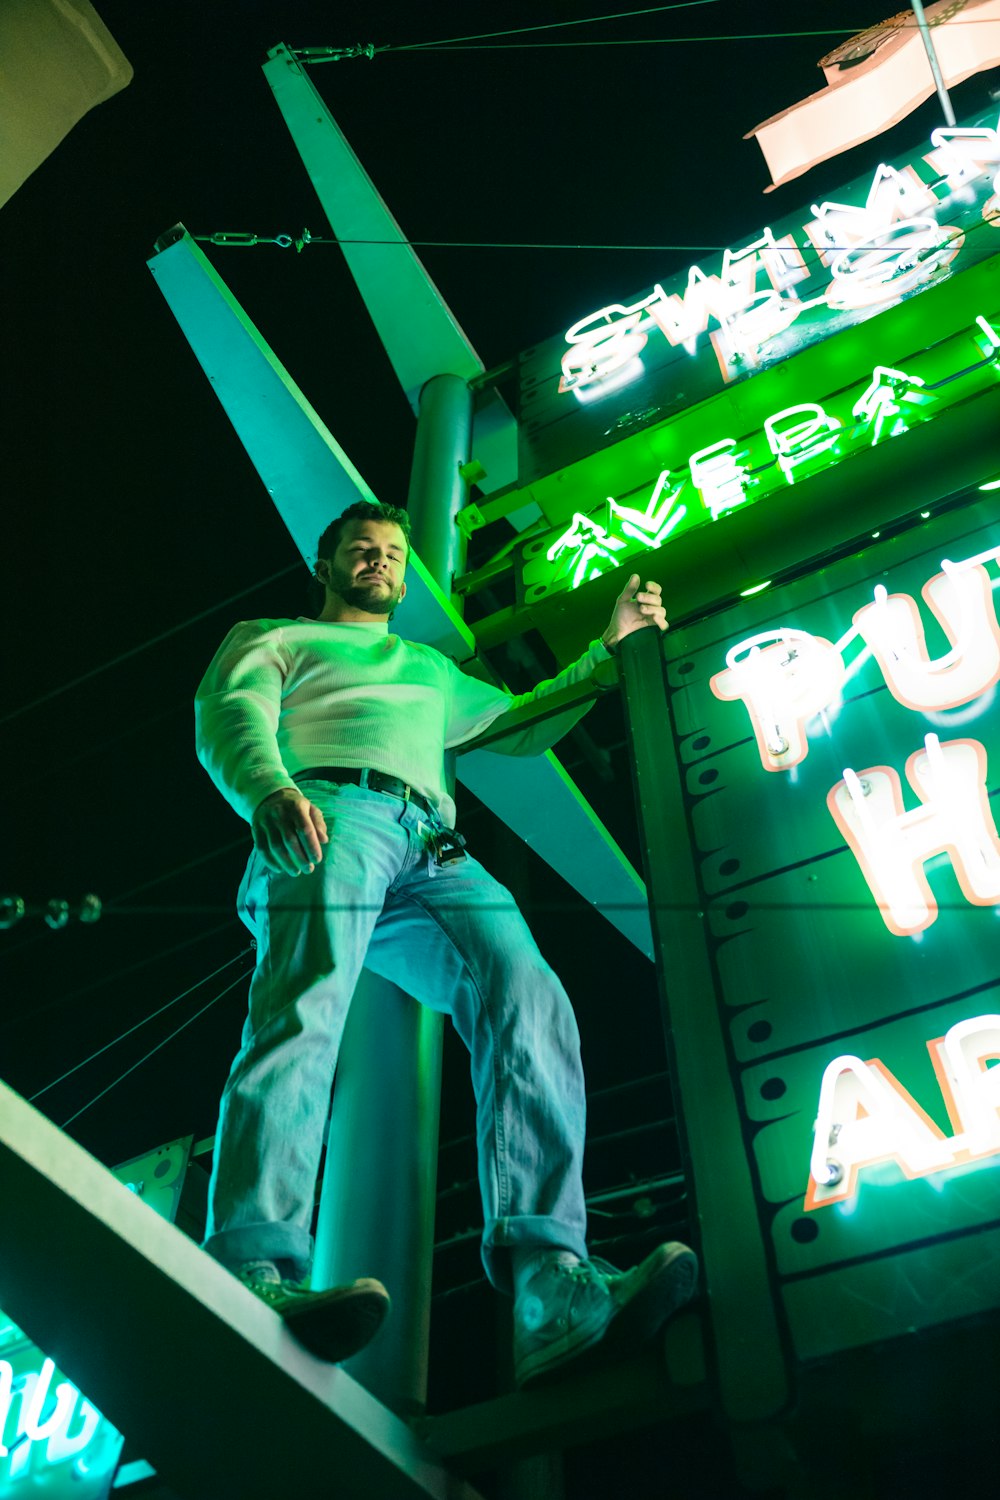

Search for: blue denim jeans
xmin=203 ymin=780 xmax=588 ymax=1289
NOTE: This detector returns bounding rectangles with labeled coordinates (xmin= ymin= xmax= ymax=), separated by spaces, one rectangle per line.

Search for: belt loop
xmin=402 ymin=783 xmax=411 ymax=803
xmin=359 ymin=769 xmax=370 ymax=790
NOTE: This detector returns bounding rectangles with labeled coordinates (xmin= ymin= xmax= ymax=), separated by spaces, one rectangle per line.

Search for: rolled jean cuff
xmin=482 ymin=1214 xmax=589 ymax=1294
xmin=202 ymin=1222 xmax=313 ymax=1283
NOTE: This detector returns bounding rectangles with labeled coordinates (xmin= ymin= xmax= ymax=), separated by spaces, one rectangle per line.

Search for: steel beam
xmin=261 ymin=43 xmax=527 ymax=506
xmin=263 ymin=43 xmax=480 ymax=408
xmin=147 ymin=226 xmax=471 ymax=659
xmin=407 ymin=372 xmax=473 ymax=590
xmin=146 ymin=229 xmax=651 ymax=957
xmin=0 ymin=1081 xmax=484 ymax=1500
xmin=312 ymin=970 xmax=443 ymax=1416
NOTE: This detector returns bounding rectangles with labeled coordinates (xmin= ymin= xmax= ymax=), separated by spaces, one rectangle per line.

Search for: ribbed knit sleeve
xmin=194 ymin=620 xmax=300 ymax=823
xmin=446 ymin=639 xmax=612 ymax=755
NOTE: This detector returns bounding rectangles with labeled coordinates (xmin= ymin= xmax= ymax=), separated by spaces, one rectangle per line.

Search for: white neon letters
xmin=853 ymin=563 xmax=1000 ymax=711
xmin=608 ymin=469 xmax=687 ymax=547
xmin=930 ymin=1014 xmax=1000 ymax=1158
xmin=714 ymin=547 xmax=1000 ymax=772
xmin=712 ymin=546 xmax=1000 ymax=934
xmin=545 ymin=513 xmax=627 ymax=590
xmin=763 ymin=403 xmax=841 ymax=478
xmin=828 ymin=736 xmax=1000 ymax=936
xmin=807 ymin=1014 xmax=1000 ymax=1209
xmin=562 ymin=128 xmax=987 ymax=399
xmin=0 ymin=1357 xmax=103 ymax=1476
xmin=559 ymin=289 xmax=667 ymax=395
xmin=806 ymin=1054 xmax=953 ymax=1209
xmin=710 ymin=631 xmax=847 ymax=771
xmin=559 ymin=231 xmax=813 ymax=396
xmin=688 ymin=439 xmax=748 ymax=519
xmin=852 ymin=365 xmax=927 ymax=444
xmin=927 ymin=115 xmax=1000 ymax=196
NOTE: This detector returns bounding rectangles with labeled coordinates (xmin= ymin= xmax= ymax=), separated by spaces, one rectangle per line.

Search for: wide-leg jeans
xmin=203 ymin=780 xmax=589 ymax=1289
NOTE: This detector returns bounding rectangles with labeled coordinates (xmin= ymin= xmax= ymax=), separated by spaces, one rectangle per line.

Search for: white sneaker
xmin=238 ymin=1263 xmax=390 ymax=1362
xmin=513 ymin=1242 xmax=698 ymax=1389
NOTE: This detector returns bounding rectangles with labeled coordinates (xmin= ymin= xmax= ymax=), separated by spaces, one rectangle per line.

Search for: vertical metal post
xmin=406 ymin=373 xmax=473 ymax=593
xmin=617 ymin=626 xmax=790 ymax=1422
xmin=911 ymin=0 xmax=957 ymax=126
xmin=314 ymin=972 xmax=444 ymax=1416
xmin=313 ymin=375 xmax=473 ymax=1415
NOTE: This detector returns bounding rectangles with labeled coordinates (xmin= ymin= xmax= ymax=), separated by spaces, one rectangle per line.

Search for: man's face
xmin=320 ymin=518 xmax=408 ymax=615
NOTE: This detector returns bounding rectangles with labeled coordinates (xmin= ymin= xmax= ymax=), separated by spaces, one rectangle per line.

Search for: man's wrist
xmin=600 ymin=633 xmax=619 ymax=657
xmin=251 ymin=784 xmax=300 ymax=819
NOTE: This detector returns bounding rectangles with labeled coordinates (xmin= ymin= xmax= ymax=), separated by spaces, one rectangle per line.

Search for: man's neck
xmin=317 ymin=600 xmax=389 ymax=624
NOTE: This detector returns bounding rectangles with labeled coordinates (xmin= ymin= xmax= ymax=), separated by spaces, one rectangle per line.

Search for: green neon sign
xmin=522 ymin=317 xmax=999 ymax=601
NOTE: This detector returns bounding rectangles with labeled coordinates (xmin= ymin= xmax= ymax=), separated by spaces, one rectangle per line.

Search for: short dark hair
xmin=315 ymin=501 xmax=412 ymax=564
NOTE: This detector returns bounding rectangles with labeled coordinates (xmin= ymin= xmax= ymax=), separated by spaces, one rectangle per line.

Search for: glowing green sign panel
xmin=521 ymin=317 xmax=999 ymax=602
xmin=517 ymin=106 xmax=1000 ymax=491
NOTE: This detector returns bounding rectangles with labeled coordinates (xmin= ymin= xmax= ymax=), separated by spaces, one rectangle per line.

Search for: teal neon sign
xmin=0 ymin=1139 xmax=190 ymax=1497
xmin=0 ymin=1327 xmax=122 ymax=1496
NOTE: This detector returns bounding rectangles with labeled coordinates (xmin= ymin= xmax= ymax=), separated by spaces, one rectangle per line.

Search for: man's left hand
xmin=601 ymin=574 xmax=668 ymax=653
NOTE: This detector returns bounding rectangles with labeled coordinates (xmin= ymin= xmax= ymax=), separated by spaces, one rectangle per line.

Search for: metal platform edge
xmin=0 ymin=1080 xmax=483 ymax=1500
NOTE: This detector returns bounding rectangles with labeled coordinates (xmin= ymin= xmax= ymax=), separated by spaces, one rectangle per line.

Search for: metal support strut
xmin=312 ymin=375 xmax=474 ymax=1416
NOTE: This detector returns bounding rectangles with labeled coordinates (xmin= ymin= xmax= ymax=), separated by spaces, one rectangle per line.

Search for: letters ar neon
xmin=806 ymin=1013 xmax=1000 ymax=1209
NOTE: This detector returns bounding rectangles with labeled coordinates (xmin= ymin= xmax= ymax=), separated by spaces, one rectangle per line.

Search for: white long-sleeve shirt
xmin=195 ymin=617 xmax=610 ymax=827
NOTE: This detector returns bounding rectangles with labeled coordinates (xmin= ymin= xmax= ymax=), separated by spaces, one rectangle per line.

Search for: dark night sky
xmin=2 ymin=1 xmax=994 ymax=1173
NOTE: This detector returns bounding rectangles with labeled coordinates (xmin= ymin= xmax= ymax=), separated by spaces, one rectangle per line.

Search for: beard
xmin=330 ymin=567 xmax=403 ymax=616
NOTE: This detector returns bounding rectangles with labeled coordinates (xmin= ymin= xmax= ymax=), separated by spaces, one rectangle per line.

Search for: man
xmin=195 ymin=500 xmax=697 ymax=1386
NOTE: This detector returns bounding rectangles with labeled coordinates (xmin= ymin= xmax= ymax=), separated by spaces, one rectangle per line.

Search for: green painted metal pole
xmin=314 ymin=378 xmax=473 ymax=1414
xmin=911 ymin=0 xmax=957 ymax=127
xmin=407 ymin=373 xmax=473 ymax=592
xmin=314 ymin=971 xmax=444 ymax=1416
xmin=617 ymin=625 xmax=790 ymax=1422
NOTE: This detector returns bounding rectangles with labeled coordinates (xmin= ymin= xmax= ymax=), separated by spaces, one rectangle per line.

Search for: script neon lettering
xmin=608 ymin=469 xmax=686 ymax=547
xmin=546 ymin=513 xmax=627 ymax=589
xmin=0 ymin=1356 xmax=110 ymax=1473
xmin=926 ymin=114 xmax=1000 ymax=195
xmin=763 ymin=403 xmax=841 ymax=478
xmin=688 ymin=438 xmax=749 ymax=519
xmin=539 ymin=339 xmax=994 ymax=596
xmin=852 ymin=365 xmax=927 ymax=444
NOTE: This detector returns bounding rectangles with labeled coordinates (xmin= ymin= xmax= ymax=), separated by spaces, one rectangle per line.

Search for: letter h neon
xmin=827 ymin=735 xmax=1000 ymax=935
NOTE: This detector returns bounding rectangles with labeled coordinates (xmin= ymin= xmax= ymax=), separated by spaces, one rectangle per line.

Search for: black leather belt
xmin=293 ymin=766 xmax=434 ymax=816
